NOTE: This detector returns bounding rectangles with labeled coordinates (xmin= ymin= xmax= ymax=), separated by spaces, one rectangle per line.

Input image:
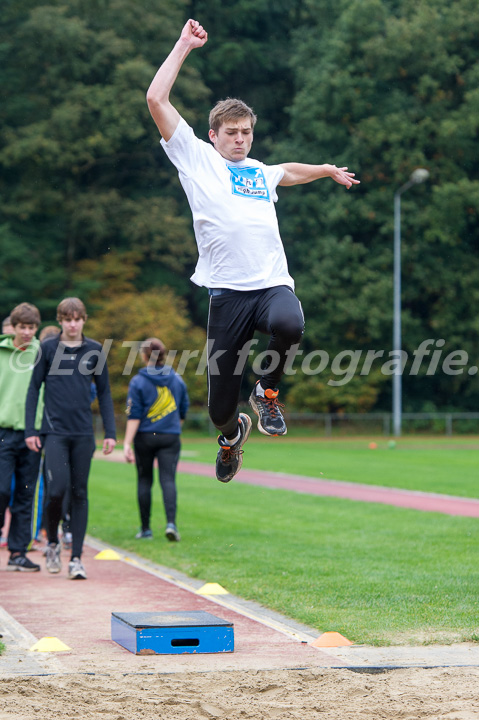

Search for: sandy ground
xmin=2 ymin=666 xmax=479 ymax=719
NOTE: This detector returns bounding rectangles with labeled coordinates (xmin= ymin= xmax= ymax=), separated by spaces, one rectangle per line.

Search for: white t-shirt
xmin=161 ymin=118 xmax=294 ymax=291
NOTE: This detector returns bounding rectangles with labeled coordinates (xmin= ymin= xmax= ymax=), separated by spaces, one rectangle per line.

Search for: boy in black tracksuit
xmin=25 ymin=297 xmax=116 ymax=579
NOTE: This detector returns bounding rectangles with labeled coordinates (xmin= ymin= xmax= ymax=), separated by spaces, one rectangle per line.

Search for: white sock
xmin=223 ymin=428 xmax=240 ymax=446
xmin=255 ymin=382 xmax=265 ymax=398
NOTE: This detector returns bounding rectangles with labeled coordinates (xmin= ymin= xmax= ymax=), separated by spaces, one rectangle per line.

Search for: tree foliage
xmin=85 ymin=286 xmax=207 ymax=411
xmin=71 ymin=251 xmax=207 ymax=410
xmin=1 ymin=0 xmax=478 ymax=413
xmin=0 ymin=0 xmax=206 ymax=307
xmin=273 ymin=0 xmax=479 ymax=411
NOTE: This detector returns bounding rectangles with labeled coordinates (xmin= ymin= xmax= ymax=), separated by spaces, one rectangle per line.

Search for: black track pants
xmin=43 ymin=434 xmax=96 ymax=559
xmin=133 ymin=432 xmax=181 ymax=529
xmin=207 ymin=285 xmax=304 ymax=438
xmin=0 ymin=428 xmax=41 ymax=554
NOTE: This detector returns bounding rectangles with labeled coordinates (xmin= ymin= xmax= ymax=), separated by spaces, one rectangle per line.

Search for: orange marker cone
xmin=310 ymin=632 xmax=353 ymax=648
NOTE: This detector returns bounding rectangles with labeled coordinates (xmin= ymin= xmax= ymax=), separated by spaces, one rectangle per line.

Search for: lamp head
xmin=410 ymin=168 xmax=429 ymax=184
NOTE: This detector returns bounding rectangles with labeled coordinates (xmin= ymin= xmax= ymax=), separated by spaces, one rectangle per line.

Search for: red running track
xmin=178 ymin=461 xmax=479 ymax=518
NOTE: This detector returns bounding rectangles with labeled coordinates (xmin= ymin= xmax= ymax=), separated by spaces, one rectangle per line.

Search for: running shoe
xmin=165 ymin=523 xmax=180 ymax=542
xmin=135 ymin=529 xmax=153 ymax=539
xmin=7 ymin=554 xmax=40 ymax=572
xmin=215 ymin=412 xmax=252 ymax=483
xmin=248 ymin=381 xmax=287 ymax=436
xmin=68 ymin=557 xmax=87 ymax=580
xmin=45 ymin=543 xmax=62 ymax=574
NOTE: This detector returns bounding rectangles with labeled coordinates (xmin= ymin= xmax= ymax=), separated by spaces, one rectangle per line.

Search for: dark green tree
xmin=273 ymin=0 xmax=479 ymax=411
xmin=189 ymin=0 xmax=304 ymax=152
xmin=0 ymin=0 xmax=208 ymax=316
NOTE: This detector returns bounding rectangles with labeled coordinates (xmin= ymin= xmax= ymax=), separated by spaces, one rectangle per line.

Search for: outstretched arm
xmin=279 ymin=163 xmax=360 ymax=189
xmin=146 ymin=19 xmax=208 ymax=141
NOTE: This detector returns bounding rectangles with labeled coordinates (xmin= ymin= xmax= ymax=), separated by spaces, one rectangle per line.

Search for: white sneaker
xmin=45 ymin=543 xmax=62 ymax=574
xmin=68 ymin=557 xmax=87 ymax=580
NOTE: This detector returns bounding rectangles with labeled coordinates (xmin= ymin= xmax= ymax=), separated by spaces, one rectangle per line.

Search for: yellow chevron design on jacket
xmin=147 ymin=386 xmax=177 ymax=423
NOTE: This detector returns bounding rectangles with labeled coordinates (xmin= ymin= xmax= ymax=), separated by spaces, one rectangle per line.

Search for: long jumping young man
xmin=146 ymin=20 xmax=360 ymax=483
xmin=25 ymin=298 xmax=116 ymax=579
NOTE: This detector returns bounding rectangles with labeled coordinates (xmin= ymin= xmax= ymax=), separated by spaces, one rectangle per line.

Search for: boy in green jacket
xmin=0 ymin=303 xmax=43 ymax=571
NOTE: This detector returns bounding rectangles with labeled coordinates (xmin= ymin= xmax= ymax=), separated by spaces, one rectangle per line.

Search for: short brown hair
xmin=56 ymin=297 xmax=87 ymax=322
xmin=39 ymin=325 xmax=60 ymax=342
xmin=140 ymin=337 xmax=166 ymax=367
xmin=209 ymin=98 xmax=257 ymax=134
xmin=10 ymin=303 xmax=41 ymax=327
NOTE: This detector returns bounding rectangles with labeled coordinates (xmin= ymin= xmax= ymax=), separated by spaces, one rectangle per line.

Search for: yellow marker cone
xmin=30 ymin=637 xmax=71 ymax=652
xmin=310 ymin=632 xmax=353 ymax=648
xmin=196 ymin=582 xmax=229 ymax=595
xmin=94 ymin=549 xmax=122 ymax=560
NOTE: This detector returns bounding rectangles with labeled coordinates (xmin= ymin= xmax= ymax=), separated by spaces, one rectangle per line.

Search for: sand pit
xmin=2 ymin=666 xmax=479 ymax=719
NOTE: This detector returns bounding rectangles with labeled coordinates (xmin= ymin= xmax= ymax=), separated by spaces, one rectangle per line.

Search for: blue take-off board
xmin=111 ymin=611 xmax=234 ymax=655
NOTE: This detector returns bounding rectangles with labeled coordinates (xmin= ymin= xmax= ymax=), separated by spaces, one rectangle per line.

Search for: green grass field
xmin=181 ymin=435 xmax=479 ymax=497
xmin=88 ymin=436 xmax=479 ymax=647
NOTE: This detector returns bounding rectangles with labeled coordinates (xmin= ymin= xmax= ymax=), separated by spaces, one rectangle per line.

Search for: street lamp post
xmin=393 ymin=168 xmax=429 ymax=437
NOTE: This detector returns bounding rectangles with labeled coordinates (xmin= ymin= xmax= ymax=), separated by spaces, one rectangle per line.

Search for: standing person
xmin=35 ymin=324 xmax=98 ymax=550
xmin=146 ymin=20 xmax=360 ymax=483
xmin=1 ymin=312 xmax=15 ymax=548
xmin=25 ymin=298 xmax=116 ymax=579
xmin=0 ymin=303 xmax=43 ymax=571
xmin=2 ymin=316 xmax=14 ymax=334
xmin=123 ymin=338 xmax=189 ymax=542
xmin=29 ymin=325 xmax=62 ymax=550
